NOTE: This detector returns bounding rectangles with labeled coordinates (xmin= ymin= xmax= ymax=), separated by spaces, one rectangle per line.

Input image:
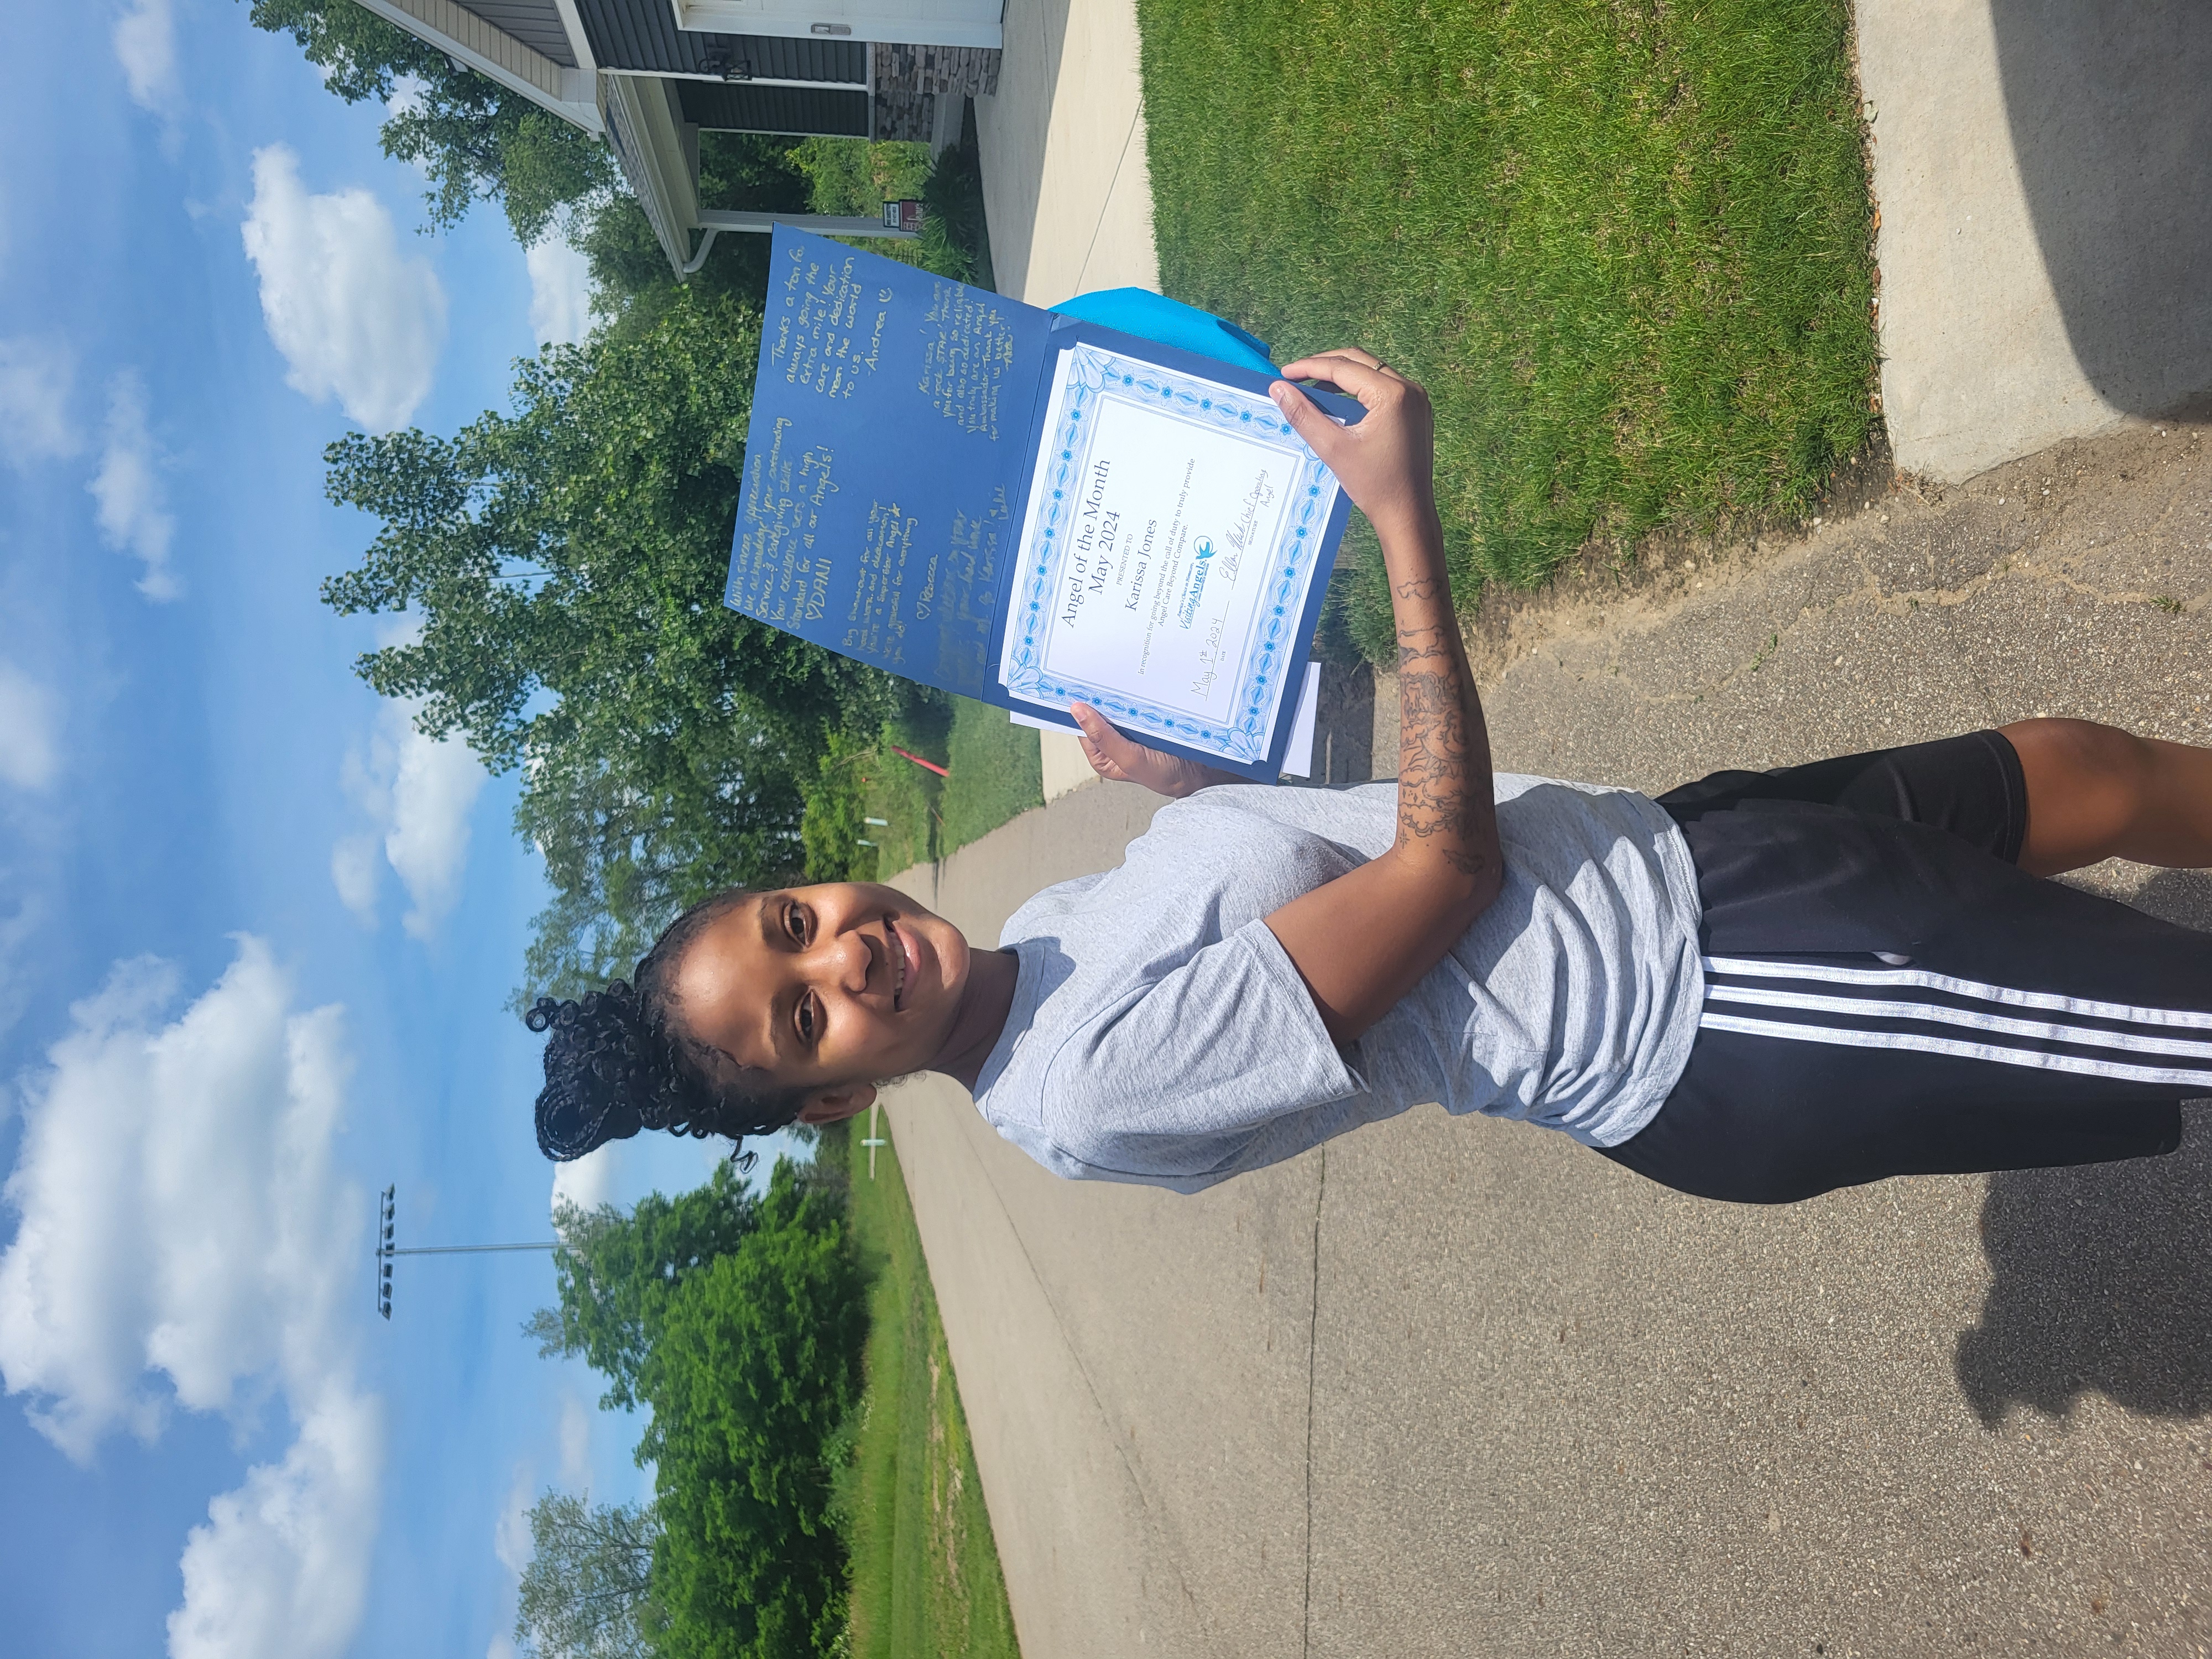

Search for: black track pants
xmin=1597 ymin=732 xmax=2206 ymax=1204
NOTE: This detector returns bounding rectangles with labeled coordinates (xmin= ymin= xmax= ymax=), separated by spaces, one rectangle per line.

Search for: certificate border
xmin=1000 ymin=342 xmax=1338 ymax=765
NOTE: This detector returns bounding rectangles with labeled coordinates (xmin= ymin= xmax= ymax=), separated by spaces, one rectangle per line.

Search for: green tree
xmin=512 ymin=697 xmax=818 ymax=1004
xmin=797 ymin=734 xmax=875 ymax=883
xmin=320 ymin=288 xmax=910 ymax=995
xmin=514 ymin=1491 xmax=661 ymax=1659
xmin=579 ymin=133 xmax=817 ymax=333
xmin=639 ymin=1161 xmax=867 ymax=1659
xmin=525 ymin=1161 xmax=760 ymax=1413
xmin=247 ymin=0 xmax=614 ymax=244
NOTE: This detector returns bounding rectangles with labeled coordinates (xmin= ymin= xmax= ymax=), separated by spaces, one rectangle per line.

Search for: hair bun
xmin=523 ymin=891 xmax=806 ymax=1165
xmin=526 ymin=984 xmax=662 ymax=1161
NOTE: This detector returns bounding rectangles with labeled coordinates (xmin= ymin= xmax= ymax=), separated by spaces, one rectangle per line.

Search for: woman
xmin=529 ymin=351 xmax=2212 ymax=1203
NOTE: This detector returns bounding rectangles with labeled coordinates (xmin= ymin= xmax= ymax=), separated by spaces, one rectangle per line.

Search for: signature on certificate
xmin=1222 ymin=467 xmax=1276 ymax=575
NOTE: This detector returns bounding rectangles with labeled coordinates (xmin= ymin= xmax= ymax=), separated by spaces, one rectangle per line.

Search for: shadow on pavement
xmin=1991 ymin=0 xmax=2212 ymax=419
xmin=1955 ymin=869 xmax=2212 ymax=1425
xmin=1956 ymin=1107 xmax=2212 ymax=1425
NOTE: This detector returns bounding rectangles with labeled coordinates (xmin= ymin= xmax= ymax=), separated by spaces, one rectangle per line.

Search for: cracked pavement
xmin=1448 ymin=421 xmax=2212 ymax=809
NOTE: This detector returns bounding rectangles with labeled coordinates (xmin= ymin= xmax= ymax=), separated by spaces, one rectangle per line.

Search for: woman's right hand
xmin=1270 ymin=349 xmax=1439 ymax=543
xmin=1070 ymin=701 xmax=1237 ymax=799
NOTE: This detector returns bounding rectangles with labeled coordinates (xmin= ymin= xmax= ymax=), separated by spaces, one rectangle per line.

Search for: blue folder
xmin=725 ymin=228 xmax=1355 ymax=780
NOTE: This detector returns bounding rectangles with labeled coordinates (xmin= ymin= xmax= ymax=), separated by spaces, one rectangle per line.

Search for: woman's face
xmin=669 ymin=883 xmax=972 ymax=1120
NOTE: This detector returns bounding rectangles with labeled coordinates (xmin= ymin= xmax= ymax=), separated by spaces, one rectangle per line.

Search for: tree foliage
xmin=797 ymin=735 xmax=874 ymax=882
xmin=320 ymin=289 xmax=910 ymax=997
xmin=525 ymin=1161 xmax=761 ymax=1413
xmin=515 ymin=1491 xmax=661 ymax=1659
xmin=527 ymin=1160 xmax=867 ymax=1659
xmin=247 ymin=0 xmax=615 ymax=244
xmin=639 ymin=1161 xmax=867 ymax=1659
xmin=578 ymin=133 xmax=815 ymax=334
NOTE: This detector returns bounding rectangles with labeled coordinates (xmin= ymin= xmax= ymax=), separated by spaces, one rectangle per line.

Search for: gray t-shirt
xmin=969 ymin=777 xmax=1705 ymax=1192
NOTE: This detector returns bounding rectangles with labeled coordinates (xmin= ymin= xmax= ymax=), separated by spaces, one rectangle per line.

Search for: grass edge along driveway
xmin=822 ymin=1118 xmax=1023 ymax=1659
xmin=1138 ymin=0 xmax=1879 ymax=658
xmin=858 ymin=697 xmax=1045 ymax=878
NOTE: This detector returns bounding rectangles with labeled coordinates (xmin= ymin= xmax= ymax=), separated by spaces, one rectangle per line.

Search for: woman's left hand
xmin=1070 ymin=702 xmax=1239 ymax=799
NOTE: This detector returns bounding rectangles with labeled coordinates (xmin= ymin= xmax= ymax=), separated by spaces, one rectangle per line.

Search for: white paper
xmin=998 ymin=343 xmax=1338 ymax=768
xmin=1006 ymin=658 xmax=1321 ymax=777
xmin=1278 ymin=661 xmax=1321 ymax=779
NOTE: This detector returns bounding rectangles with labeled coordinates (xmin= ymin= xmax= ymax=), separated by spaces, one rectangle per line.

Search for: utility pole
xmin=374 ymin=1185 xmax=555 ymax=1321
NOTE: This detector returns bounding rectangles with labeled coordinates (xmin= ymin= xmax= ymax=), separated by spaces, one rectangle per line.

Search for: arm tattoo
xmin=1398 ymin=655 xmax=1486 ymax=876
xmin=1396 ymin=621 xmax=1455 ymax=666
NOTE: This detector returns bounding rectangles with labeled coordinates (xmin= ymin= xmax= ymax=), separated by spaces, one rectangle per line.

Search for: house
xmin=352 ymin=0 xmax=1003 ymax=271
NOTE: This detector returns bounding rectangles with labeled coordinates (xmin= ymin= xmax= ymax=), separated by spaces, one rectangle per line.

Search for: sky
xmin=0 ymin=3 xmax=764 ymax=1655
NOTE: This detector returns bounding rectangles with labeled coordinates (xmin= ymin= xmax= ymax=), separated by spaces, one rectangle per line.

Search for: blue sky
xmin=0 ymin=4 xmax=752 ymax=1655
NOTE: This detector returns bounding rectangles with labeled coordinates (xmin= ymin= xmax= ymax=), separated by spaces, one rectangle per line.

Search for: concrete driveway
xmin=1860 ymin=0 xmax=2212 ymax=481
xmin=910 ymin=3 xmax=2212 ymax=1649
xmin=971 ymin=0 xmax=1159 ymax=309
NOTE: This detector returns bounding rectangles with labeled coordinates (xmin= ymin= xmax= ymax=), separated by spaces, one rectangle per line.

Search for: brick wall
xmin=871 ymin=44 xmax=1001 ymax=143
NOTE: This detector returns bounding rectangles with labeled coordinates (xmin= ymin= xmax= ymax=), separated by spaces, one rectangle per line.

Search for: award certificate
xmin=997 ymin=342 xmax=1341 ymax=766
xmin=728 ymin=228 xmax=1357 ymax=781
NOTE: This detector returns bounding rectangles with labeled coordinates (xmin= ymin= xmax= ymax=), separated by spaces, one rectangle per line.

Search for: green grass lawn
xmin=1138 ymin=0 xmax=1879 ymax=656
xmin=825 ymin=1119 xmax=1022 ymax=1659
xmin=852 ymin=702 xmax=946 ymax=879
xmin=940 ymin=700 xmax=1043 ymax=851
xmin=856 ymin=698 xmax=1042 ymax=877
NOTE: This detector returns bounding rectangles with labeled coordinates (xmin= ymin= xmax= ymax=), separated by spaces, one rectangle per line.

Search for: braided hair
xmin=525 ymin=889 xmax=805 ymax=1170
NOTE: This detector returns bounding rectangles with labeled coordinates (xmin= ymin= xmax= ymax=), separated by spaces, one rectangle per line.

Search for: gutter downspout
xmin=681 ymin=212 xmax=920 ymax=274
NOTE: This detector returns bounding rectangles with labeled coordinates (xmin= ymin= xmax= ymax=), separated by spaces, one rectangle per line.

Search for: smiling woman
xmin=526 ymin=883 xmax=1020 ymax=1167
xmin=529 ymin=354 xmax=2212 ymax=1215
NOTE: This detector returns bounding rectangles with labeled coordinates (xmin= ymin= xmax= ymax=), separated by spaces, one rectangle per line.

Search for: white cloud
xmin=240 ymin=146 xmax=447 ymax=432
xmin=387 ymin=722 xmax=486 ymax=937
xmin=113 ymin=0 xmax=180 ymax=114
xmin=494 ymin=1461 xmax=535 ymax=1576
xmin=334 ymin=701 xmax=486 ymax=938
xmin=0 ymin=663 xmax=59 ymax=790
xmin=0 ymin=337 xmax=81 ymax=466
xmin=0 ymin=939 xmax=383 ymax=1659
xmin=0 ymin=944 xmax=359 ymax=1440
xmin=168 ymin=1385 xmax=383 ymax=1659
xmin=328 ymin=834 xmax=383 ymax=924
xmin=486 ymin=1460 xmax=535 ymax=1659
xmin=526 ymin=237 xmax=594 ymax=349
xmin=557 ymin=1392 xmax=592 ymax=1491
xmin=88 ymin=372 xmax=181 ymax=601
xmin=550 ymin=1141 xmax=621 ymax=1217
xmin=385 ymin=73 xmax=431 ymax=118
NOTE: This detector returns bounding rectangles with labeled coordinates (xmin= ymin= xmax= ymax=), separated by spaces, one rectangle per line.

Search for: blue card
xmin=726 ymin=228 xmax=1354 ymax=781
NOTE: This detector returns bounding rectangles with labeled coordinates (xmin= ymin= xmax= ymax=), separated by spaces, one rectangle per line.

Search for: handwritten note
xmin=842 ymin=500 xmax=918 ymax=667
xmin=768 ymin=248 xmax=891 ymax=402
xmin=729 ymin=419 xmax=838 ymax=624
xmin=928 ymin=486 xmax=1011 ymax=690
xmin=918 ymin=281 xmax=1015 ymax=437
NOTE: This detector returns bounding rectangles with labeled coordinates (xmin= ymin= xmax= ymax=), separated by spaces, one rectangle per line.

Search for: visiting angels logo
xmin=1177 ymin=536 xmax=1217 ymax=629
